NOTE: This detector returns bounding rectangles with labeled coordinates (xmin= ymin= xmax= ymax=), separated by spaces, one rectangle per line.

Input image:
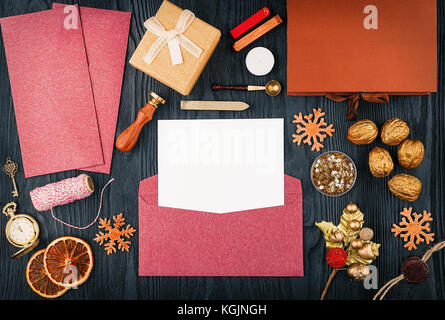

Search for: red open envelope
xmin=138 ymin=174 xmax=303 ymax=276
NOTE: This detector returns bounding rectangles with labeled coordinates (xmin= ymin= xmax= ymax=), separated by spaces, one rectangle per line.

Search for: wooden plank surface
xmin=0 ymin=0 xmax=443 ymax=300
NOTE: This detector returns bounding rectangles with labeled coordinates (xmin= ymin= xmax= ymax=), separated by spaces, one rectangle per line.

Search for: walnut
xmin=381 ymin=118 xmax=410 ymax=145
xmin=397 ymin=139 xmax=424 ymax=169
xmin=388 ymin=174 xmax=422 ymax=202
xmin=347 ymin=120 xmax=378 ymax=145
xmin=368 ymin=147 xmax=394 ymax=177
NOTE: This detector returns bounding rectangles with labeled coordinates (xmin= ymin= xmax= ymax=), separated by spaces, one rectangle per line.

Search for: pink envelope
xmin=139 ymin=174 xmax=304 ymax=276
xmin=52 ymin=3 xmax=131 ymax=174
xmin=0 ymin=7 xmax=104 ymax=177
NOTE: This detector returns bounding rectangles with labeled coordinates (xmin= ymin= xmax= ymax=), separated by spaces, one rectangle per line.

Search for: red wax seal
xmin=230 ymin=7 xmax=271 ymax=39
xmin=401 ymin=256 xmax=429 ymax=284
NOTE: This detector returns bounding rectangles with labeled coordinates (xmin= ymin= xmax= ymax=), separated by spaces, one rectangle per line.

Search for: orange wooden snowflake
xmin=292 ymin=108 xmax=335 ymax=151
xmin=391 ymin=207 xmax=435 ymax=251
xmin=94 ymin=213 xmax=136 ymax=255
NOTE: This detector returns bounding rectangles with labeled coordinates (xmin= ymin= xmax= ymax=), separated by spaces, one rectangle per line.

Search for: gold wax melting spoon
xmin=211 ymin=80 xmax=281 ymax=96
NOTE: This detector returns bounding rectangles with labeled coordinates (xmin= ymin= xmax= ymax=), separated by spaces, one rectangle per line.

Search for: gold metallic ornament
xmin=381 ymin=118 xmax=410 ymax=146
xmin=359 ymin=227 xmax=374 ymax=241
xmin=388 ymin=173 xmax=422 ymax=202
xmin=368 ymin=146 xmax=394 ymax=177
xmin=347 ymin=263 xmax=371 ymax=281
xmin=351 ymin=238 xmax=364 ymax=250
xmin=328 ymin=231 xmax=344 ymax=243
xmin=397 ymin=139 xmax=424 ymax=169
xmin=347 ymin=120 xmax=379 ymax=145
xmin=346 ymin=203 xmax=358 ymax=214
xmin=358 ymin=243 xmax=375 ymax=260
xmin=349 ymin=220 xmax=361 ymax=231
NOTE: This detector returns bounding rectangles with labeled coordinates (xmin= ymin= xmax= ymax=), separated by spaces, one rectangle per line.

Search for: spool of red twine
xmin=30 ymin=174 xmax=114 ymax=229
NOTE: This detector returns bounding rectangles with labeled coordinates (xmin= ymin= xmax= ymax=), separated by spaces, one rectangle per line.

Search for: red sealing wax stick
xmin=230 ymin=7 xmax=271 ymax=39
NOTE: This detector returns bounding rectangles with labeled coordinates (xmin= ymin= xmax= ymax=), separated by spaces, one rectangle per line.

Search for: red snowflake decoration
xmin=292 ymin=108 xmax=335 ymax=151
xmin=94 ymin=213 xmax=136 ymax=255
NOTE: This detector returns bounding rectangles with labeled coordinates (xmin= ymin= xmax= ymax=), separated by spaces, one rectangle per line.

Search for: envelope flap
xmin=139 ymin=174 xmax=301 ymax=209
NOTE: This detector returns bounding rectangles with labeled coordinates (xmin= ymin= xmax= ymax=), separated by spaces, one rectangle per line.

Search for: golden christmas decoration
xmin=380 ymin=118 xmax=410 ymax=145
xmin=388 ymin=173 xmax=422 ymax=202
xmin=357 ymin=243 xmax=375 ymax=260
xmin=351 ymin=238 xmax=363 ymax=250
xmin=347 ymin=119 xmax=379 ymax=145
xmin=346 ymin=203 xmax=358 ymax=214
xmin=359 ymin=227 xmax=374 ymax=241
xmin=368 ymin=146 xmax=394 ymax=177
xmin=315 ymin=203 xmax=380 ymax=299
xmin=349 ymin=220 xmax=361 ymax=231
xmin=329 ymin=231 xmax=344 ymax=243
xmin=397 ymin=139 xmax=424 ymax=169
xmin=347 ymin=263 xmax=371 ymax=281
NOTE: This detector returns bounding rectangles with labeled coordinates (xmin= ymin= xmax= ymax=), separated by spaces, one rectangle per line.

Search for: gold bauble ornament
xmin=350 ymin=238 xmax=364 ymax=250
xmin=328 ymin=231 xmax=344 ymax=243
xmin=357 ymin=243 xmax=375 ymax=260
xmin=347 ymin=263 xmax=371 ymax=281
xmin=349 ymin=220 xmax=361 ymax=231
xmin=346 ymin=203 xmax=358 ymax=214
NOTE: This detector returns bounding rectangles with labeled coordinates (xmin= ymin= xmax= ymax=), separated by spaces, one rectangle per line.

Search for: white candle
xmin=245 ymin=47 xmax=275 ymax=76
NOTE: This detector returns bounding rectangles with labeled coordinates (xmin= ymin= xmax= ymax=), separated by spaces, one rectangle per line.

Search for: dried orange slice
xmin=43 ymin=236 xmax=93 ymax=288
xmin=26 ymin=249 xmax=68 ymax=298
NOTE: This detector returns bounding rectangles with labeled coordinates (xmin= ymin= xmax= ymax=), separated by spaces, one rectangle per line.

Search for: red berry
xmin=326 ymin=248 xmax=348 ymax=269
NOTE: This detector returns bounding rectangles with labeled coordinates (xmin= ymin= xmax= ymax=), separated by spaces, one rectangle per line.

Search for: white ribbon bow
xmin=143 ymin=9 xmax=202 ymax=66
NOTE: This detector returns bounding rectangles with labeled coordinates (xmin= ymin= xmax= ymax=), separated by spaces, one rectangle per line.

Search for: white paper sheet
xmin=158 ymin=119 xmax=284 ymax=213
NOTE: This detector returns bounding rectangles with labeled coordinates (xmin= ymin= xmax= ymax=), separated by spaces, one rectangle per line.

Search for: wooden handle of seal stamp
xmin=115 ymin=102 xmax=156 ymax=152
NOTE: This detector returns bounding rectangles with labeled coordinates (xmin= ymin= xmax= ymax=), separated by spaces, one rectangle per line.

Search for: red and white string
xmin=30 ymin=174 xmax=114 ymax=230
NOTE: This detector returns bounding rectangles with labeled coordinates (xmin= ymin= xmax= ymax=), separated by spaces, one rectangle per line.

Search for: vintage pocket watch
xmin=2 ymin=202 xmax=39 ymax=258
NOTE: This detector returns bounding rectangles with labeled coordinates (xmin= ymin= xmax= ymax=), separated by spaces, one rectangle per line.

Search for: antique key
xmin=2 ymin=157 xmax=19 ymax=197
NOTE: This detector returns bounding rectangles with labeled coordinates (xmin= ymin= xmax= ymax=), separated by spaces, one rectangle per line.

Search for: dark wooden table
xmin=0 ymin=0 xmax=444 ymax=300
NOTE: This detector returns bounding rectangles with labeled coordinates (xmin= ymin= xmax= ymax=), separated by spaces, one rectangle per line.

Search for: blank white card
xmin=158 ymin=119 xmax=284 ymax=213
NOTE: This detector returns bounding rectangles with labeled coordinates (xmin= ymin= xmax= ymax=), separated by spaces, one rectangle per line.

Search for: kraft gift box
xmin=129 ymin=0 xmax=221 ymax=95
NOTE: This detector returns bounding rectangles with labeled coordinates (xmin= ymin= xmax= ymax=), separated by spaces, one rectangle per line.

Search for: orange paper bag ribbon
xmin=326 ymin=92 xmax=389 ymax=121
